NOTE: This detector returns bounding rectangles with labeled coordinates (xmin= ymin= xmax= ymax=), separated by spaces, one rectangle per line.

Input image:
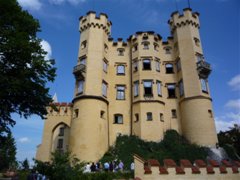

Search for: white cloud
xmin=228 ymin=74 xmax=240 ymax=91
xmin=225 ymin=99 xmax=240 ymax=111
xmin=49 ymin=0 xmax=86 ymax=5
xmin=17 ymin=0 xmax=42 ymax=10
xmin=215 ymin=113 xmax=240 ymax=132
xmin=40 ymin=40 xmax=52 ymax=60
xmin=18 ymin=137 xmax=31 ymax=143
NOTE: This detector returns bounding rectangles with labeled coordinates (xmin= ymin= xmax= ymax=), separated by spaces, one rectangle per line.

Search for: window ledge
xmin=116 ymin=98 xmax=126 ymax=100
xmin=142 ymin=69 xmax=152 ymax=71
xmin=113 ymin=123 xmax=123 ymax=124
xmin=117 ymin=73 xmax=125 ymax=76
xmin=167 ymin=96 xmax=177 ymax=99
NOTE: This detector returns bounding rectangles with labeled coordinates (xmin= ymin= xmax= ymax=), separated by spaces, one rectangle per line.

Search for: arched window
xmin=165 ymin=63 xmax=174 ymax=74
xmin=114 ymin=114 xmax=123 ymax=124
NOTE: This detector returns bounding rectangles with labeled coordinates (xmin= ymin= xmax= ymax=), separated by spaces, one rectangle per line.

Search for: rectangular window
xmin=157 ymin=81 xmax=162 ymax=96
xmin=59 ymin=127 xmax=64 ymax=136
xmin=143 ymin=80 xmax=153 ymax=96
xmin=133 ymin=61 xmax=138 ymax=72
xmin=135 ymin=113 xmax=139 ymax=122
xmin=143 ymin=59 xmax=151 ymax=70
xmin=77 ymin=80 xmax=84 ymax=94
xmin=81 ymin=41 xmax=87 ymax=49
xmin=114 ymin=114 xmax=123 ymax=124
xmin=179 ymin=80 xmax=184 ymax=96
xmin=100 ymin=110 xmax=105 ymax=119
xmin=102 ymin=81 xmax=108 ymax=97
xmin=133 ymin=45 xmax=138 ymax=52
xmin=147 ymin=112 xmax=152 ymax=121
xmin=80 ymin=58 xmax=86 ymax=65
xmin=167 ymin=84 xmax=176 ymax=98
xmin=160 ymin=113 xmax=164 ymax=122
xmin=171 ymin=109 xmax=177 ymax=118
xmin=208 ymin=110 xmax=213 ymax=118
xmin=201 ymin=79 xmax=208 ymax=93
xmin=103 ymin=60 xmax=108 ymax=73
xmin=74 ymin=109 xmax=79 ymax=118
xmin=196 ymin=54 xmax=204 ymax=62
xmin=57 ymin=139 xmax=63 ymax=149
xmin=118 ymin=49 xmax=124 ymax=56
xmin=143 ymin=42 xmax=149 ymax=50
xmin=117 ymin=65 xmax=125 ymax=75
xmin=134 ymin=81 xmax=139 ymax=97
xmin=116 ymin=85 xmax=125 ymax=100
xmin=154 ymin=43 xmax=159 ymax=51
xmin=156 ymin=61 xmax=160 ymax=72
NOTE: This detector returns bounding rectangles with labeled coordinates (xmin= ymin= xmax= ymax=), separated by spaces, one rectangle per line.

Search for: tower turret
xmin=69 ymin=11 xmax=111 ymax=162
xmin=169 ymin=8 xmax=218 ymax=146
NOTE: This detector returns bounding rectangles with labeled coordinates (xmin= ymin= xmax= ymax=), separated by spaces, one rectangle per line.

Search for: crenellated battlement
xmin=108 ymin=37 xmax=128 ymax=48
xmin=79 ymin=11 xmax=112 ymax=35
xmin=168 ymin=8 xmax=200 ymax=33
xmin=134 ymin=154 xmax=240 ymax=180
xmin=128 ymin=31 xmax=162 ymax=44
xmin=46 ymin=102 xmax=73 ymax=116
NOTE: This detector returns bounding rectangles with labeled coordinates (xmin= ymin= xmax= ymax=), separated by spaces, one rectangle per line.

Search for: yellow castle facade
xmin=36 ymin=8 xmax=218 ymax=162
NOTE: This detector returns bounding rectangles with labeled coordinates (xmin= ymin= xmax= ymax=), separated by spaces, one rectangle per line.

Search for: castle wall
xmin=36 ymin=103 xmax=72 ymax=162
xmin=37 ymin=8 xmax=219 ymax=162
xmin=134 ymin=155 xmax=240 ymax=180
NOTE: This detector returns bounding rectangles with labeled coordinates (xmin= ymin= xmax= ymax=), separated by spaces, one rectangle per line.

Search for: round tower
xmin=169 ymin=8 xmax=218 ymax=146
xmin=69 ymin=11 xmax=112 ymax=161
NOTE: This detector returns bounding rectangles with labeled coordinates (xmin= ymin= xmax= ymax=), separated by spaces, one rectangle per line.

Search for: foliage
xmin=21 ymin=158 xmax=29 ymax=170
xmin=34 ymin=151 xmax=133 ymax=180
xmin=0 ymin=0 xmax=56 ymax=133
xmin=34 ymin=151 xmax=85 ymax=180
xmin=218 ymin=124 xmax=240 ymax=160
xmin=100 ymin=130 xmax=208 ymax=168
xmin=0 ymin=130 xmax=17 ymax=171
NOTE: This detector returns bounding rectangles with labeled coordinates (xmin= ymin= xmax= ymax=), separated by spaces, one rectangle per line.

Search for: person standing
xmin=118 ymin=160 xmax=124 ymax=171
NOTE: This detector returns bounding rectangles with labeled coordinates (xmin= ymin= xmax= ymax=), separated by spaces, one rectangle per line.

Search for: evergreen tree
xmin=0 ymin=130 xmax=17 ymax=170
xmin=21 ymin=158 xmax=30 ymax=170
xmin=0 ymin=0 xmax=56 ymax=133
xmin=218 ymin=124 xmax=240 ymax=159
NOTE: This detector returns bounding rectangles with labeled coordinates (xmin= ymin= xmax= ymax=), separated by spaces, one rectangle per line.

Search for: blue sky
xmin=13 ymin=0 xmax=239 ymax=165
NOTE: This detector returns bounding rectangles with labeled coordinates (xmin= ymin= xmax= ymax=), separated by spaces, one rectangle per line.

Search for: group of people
xmin=83 ymin=160 xmax=134 ymax=173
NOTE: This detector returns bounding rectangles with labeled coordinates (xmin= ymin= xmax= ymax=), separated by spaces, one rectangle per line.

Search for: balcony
xmin=73 ymin=64 xmax=86 ymax=77
xmin=196 ymin=60 xmax=211 ymax=79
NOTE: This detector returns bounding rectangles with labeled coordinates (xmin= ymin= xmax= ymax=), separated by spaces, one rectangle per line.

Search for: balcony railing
xmin=196 ymin=60 xmax=211 ymax=79
xmin=73 ymin=64 xmax=86 ymax=76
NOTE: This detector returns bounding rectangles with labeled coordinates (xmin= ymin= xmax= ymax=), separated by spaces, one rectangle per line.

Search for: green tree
xmin=21 ymin=158 xmax=30 ymax=170
xmin=0 ymin=0 xmax=56 ymax=133
xmin=218 ymin=124 xmax=240 ymax=160
xmin=34 ymin=151 xmax=85 ymax=180
xmin=0 ymin=130 xmax=17 ymax=171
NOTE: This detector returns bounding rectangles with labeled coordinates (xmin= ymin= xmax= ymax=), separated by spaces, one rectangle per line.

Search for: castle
xmin=36 ymin=8 xmax=218 ymax=162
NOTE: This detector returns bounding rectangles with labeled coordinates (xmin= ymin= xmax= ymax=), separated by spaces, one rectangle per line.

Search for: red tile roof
xmin=232 ymin=166 xmax=239 ymax=174
xmin=206 ymin=166 xmax=215 ymax=174
xmin=144 ymin=166 xmax=152 ymax=174
xmin=164 ymin=159 xmax=176 ymax=167
xmin=219 ymin=166 xmax=227 ymax=174
xmin=192 ymin=166 xmax=200 ymax=174
xmin=194 ymin=159 xmax=207 ymax=167
xmin=221 ymin=160 xmax=232 ymax=167
xmin=208 ymin=160 xmax=219 ymax=167
xmin=234 ymin=161 xmax=240 ymax=167
xmin=148 ymin=159 xmax=160 ymax=166
xmin=180 ymin=159 xmax=192 ymax=167
xmin=176 ymin=166 xmax=185 ymax=174
xmin=159 ymin=167 xmax=168 ymax=174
